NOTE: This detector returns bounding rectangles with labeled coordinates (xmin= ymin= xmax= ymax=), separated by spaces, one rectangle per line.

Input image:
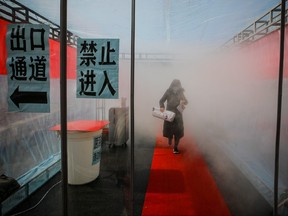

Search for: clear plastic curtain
xmin=1 ymin=0 xmax=287 ymax=215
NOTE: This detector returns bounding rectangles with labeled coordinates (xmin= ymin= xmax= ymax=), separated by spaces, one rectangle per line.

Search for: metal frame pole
xmin=60 ymin=0 xmax=68 ymax=215
xmin=273 ymin=0 xmax=286 ymax=215
xmin=130 ymin=0 xmax=136 ymax=215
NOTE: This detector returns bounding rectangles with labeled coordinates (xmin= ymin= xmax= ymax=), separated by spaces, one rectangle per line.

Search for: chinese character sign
xmin=77 ymin=38 xmax=119 ymax=99
xmin=6 ymin=24 xmax=50 ymax=112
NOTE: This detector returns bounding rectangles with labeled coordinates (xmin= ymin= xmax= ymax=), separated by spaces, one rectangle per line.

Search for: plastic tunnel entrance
xmin=0 ymin=0 xmax=288 ymax=216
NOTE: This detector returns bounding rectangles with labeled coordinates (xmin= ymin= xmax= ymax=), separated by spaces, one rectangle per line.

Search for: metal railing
xmin=0 ymin=0 xmax=174 ymax=61
xmin=224 ymin=0 xmax=288 ymax=47
xmin=2 ymin=0 xmax=286 ymax=55
xmin=119 ymin=52 xmax=174 ymax=61
xmin=0 ymin=0 xmax=79 ymax=46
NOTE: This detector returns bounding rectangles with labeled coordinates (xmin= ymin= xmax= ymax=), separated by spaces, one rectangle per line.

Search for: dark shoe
xmin=173 ymin=148 xmax=179 ymax=154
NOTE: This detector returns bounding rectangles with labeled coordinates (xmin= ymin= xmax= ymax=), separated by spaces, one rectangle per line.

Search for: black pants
xmin=168 ymin=136 xmax=180 ymax=149
xmin=174 ymin=137 xmax=180 ymax=149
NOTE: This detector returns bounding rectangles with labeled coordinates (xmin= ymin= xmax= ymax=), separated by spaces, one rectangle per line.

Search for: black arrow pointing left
xmin=10 ymin=86 xmax=48 ymax=108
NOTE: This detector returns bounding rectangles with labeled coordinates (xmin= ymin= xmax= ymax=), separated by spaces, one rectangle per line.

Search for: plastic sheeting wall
xmin=1 ymin=0 xmax=288 ymax=213
xmin=0 ymin=24 xmax=123 ymax=187
xmin=188 ymin=27 xmax=288 ymax=205
xmin=0 ymin=77 xmax=60 ymax=183
xmin=0 ymin=76 xmax=112 ymax=184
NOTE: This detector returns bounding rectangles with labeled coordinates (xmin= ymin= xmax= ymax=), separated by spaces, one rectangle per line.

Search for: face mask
xmin=172 ymin=87 xmax=178 ymax=93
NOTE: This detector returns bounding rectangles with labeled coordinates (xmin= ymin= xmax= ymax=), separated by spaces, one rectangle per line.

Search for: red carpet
xmin=142 ymin=134 xmax=231 ymax=216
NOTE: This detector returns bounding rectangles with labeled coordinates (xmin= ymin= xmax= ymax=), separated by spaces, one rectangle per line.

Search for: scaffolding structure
xmin=0 ymin=0 xmax=174 ymax=62
xmin=224 ymin=0 xmax=288 ymax=47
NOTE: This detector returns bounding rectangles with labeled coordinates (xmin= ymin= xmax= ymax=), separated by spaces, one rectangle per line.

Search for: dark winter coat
xmin=159 ymin=82 xmax=188 ymax=139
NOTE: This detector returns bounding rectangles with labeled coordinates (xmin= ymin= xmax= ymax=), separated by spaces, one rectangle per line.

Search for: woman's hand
xmin=160 ymin=107 xmax=165 ymax=112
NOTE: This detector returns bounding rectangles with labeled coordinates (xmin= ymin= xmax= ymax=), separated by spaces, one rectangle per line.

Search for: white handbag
xmin=152 ymin=107 xmax=175 ymax=122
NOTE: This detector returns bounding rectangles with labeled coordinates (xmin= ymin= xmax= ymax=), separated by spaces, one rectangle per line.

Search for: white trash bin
xmin=67 ymin=129 xmax=102 ymax=185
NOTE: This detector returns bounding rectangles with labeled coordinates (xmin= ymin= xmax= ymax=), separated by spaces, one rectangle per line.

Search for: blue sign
xmin=6 ymin=24 xmax=50 ymax=112
xmin=77 ymin=38 xmax=119 ymax=99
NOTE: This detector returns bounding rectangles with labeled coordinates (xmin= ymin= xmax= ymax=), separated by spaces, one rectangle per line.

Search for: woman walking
xmin=159 ymin=79 xmax=188 ymax=154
